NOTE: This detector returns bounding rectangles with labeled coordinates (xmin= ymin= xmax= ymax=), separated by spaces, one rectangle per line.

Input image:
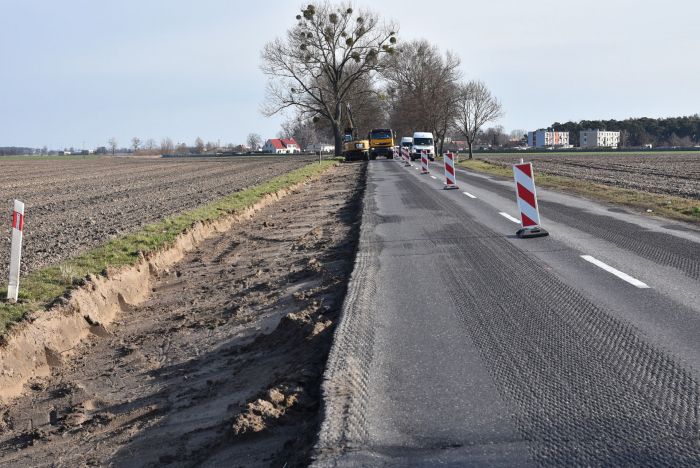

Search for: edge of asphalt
xmin=0 ymin=162 xmax=338 ymax=403
xmin=313 ymin=160 xmax=379 ymax=465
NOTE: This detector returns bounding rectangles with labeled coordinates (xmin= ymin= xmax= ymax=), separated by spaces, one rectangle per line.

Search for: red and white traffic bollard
xmin=443 ymin=152 xmax=459 ymax=190
xmin=512 ymin=162 xmax=548 ymax=238
xmin=7 ymin=200 xmax=25 ymax=302
xmin=420 ymin=150 xmax=429 ymax=174
xmin=402 ymin=147 xmax=411 ymax=166
xmin=392 ymin=146 xmax=398 ymax=161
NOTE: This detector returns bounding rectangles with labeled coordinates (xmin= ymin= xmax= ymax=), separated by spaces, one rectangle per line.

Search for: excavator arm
xmin=344 ymin=103 xmax=356 ymax=142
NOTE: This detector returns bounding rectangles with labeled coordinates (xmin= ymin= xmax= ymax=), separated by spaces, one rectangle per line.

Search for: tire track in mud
xmin=0 ymin=162 xmax=366 ymax=467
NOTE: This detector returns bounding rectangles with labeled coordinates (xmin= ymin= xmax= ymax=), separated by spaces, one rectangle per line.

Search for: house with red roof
xmin=262 ymin=137 xmax=301 ymax=154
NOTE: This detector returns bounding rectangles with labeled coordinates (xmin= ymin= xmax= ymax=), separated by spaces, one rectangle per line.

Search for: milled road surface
xmin=315 ymin=159 xmax=700 ymax=466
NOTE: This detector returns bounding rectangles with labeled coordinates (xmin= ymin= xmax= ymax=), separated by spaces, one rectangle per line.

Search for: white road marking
xmin=499 ymin=212 xmax=521 ymax=224
xmin=430 ymin=175 xmax=437 ymax=179
xmin=462 ymin=191 xmax=477 ymax=199
xmin=580 ymin=255 xmax=650 ymax=289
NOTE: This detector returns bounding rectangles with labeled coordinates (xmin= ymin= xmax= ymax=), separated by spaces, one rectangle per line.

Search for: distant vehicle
xmin=368 ymin=128 xmax=395 ymax=160
xmin=400 ymin=137 xmax=413 ymax=152
xmin=411 ymin=132 xmax=435 ymax=161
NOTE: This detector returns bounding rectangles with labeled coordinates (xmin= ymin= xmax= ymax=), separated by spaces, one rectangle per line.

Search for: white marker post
xmin=7 ymin=200 xmax=25 ymax=302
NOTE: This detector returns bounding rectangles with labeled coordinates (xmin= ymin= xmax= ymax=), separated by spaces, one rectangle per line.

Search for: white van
xmin=411 ymin=132 xmax=435 ymax=161
xmin=400 ymin=136 xmax=413 ymax=151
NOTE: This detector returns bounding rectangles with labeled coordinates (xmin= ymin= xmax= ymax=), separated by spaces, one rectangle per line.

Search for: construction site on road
xmin=0 ymin=154 xmax=699 ymax=467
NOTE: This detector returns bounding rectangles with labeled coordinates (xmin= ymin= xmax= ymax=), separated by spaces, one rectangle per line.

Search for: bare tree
xmin=509 ymin=129 xmax=526 ymax=141
xmin=478 ymin=125 xmax=507 ymax=148
xmin=454 ymin=81 xmax=504 ymax=159
xmin=261 ymin=2 xmax=397 ymax=155
xmin=194 ymin=137 xmax=205 ymax=154
xmin=107 ymin=137 xmax=118 ymax=156
xmin=382 ymin=40 xmax=461 ymax=155
xmin=280 ymin=116 xmax=311 ymax=149
xmin=131 ymin=137 xmax=141 ymax=153
xmin=246 ymin=133 xmax=262 ymax=151
xmin=145 ymin=138 xmax=157 ymax=151
xmin=160 ymin=138 xmax=174 ymax=154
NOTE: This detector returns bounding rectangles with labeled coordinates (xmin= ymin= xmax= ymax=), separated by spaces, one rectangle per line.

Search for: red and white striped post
xmin=392 ymin=146 xmax=398 ymax=161
xmin=420 ymin=150 xmax=429 ymax=174
xmin=443 ymin=152 xmax=459 ymax=190
xmin=7 ymin=200 xmax=25 ymax=302
xmin=402 ymin=147 xmax=411 ymax=166
xmin=512 ymin=162 xmax=548 ymax=238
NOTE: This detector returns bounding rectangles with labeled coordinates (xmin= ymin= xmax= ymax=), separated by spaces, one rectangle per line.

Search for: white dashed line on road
xmin=462 ymin=192 xmax=477 ymax=199
xmin=430 ymin=175 xmax=437 ymax=179
xmin=499 ymin=212 xmax=521 ymax=224
xmin=580 ymin=255 xmax=650 ymax=289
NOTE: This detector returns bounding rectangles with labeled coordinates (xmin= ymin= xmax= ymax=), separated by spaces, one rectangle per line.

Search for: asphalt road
xmin=314 ymin=158 xmax=700 ymax=467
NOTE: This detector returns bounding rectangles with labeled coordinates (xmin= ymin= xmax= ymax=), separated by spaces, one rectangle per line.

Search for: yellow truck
xmin=368 ymin=128 xmax=395 ymax=160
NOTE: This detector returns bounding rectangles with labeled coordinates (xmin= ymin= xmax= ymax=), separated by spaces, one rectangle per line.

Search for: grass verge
xmin=455 ymin=158 xmax=700 ymax=224
xmin=0 ymin=160 xmax=338 ymax=334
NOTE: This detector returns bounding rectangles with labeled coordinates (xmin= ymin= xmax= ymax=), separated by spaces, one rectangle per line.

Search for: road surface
xmin=315 ymin=158 xmax=700 ymax=466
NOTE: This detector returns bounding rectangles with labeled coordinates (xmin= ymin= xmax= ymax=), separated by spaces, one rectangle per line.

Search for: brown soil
xmin=478 ymin=152 xmax=700 ymax=200
xmin=0 ymin=155 xmax=318 ymax=278
xmin=0 ymin=162 xmax=365 ymax=467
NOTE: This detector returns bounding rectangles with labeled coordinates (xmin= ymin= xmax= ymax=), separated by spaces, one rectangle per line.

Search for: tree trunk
xmin=332 ymin=123 xmax=344 ymax=156
xmin=468 ymin=141 xmax=473 ymax=160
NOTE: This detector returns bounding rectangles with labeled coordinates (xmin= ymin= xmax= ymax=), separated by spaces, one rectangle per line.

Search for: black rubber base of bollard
xmin=443 ymin=185 xmax=459 ymax=190
xmin=516 ymin=227 xmax=549 ymax=238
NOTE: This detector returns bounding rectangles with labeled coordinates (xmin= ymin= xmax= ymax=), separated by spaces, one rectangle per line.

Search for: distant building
xmin=262 ymin=138 xmax=300 ymax=154
xmin=527 ymin=130 xmax=569 ymax=148
xmin=580 ymin=129 xmax=620 ymax=148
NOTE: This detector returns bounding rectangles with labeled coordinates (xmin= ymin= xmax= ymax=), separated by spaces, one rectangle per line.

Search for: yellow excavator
xmin=342 ymin=103 xmax=370 ymax=161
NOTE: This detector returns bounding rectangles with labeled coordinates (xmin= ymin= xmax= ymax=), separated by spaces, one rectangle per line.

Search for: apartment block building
xmin=527 ymin=130 xmax=570 ymax=148
xmin=580 ymin=129 xmax=620 ymax=148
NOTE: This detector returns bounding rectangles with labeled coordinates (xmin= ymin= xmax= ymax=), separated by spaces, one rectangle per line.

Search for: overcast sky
xmin=1 ymin=0 xmax=698 ymax=149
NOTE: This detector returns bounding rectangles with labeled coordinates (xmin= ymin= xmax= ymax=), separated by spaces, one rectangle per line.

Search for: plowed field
xmin=477 ymin=152 xmax=700 ymax=200
xmin=0 ymin=156 xmax=317 ymax=278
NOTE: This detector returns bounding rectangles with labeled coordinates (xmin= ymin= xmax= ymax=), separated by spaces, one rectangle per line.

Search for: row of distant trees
xmin=551 ymin=115 xmax=700 ymax=148
xmin=261 ymin=2 xmax=503 ymax=159
xmin=102 ymin=133 xmax=265 ymax=156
